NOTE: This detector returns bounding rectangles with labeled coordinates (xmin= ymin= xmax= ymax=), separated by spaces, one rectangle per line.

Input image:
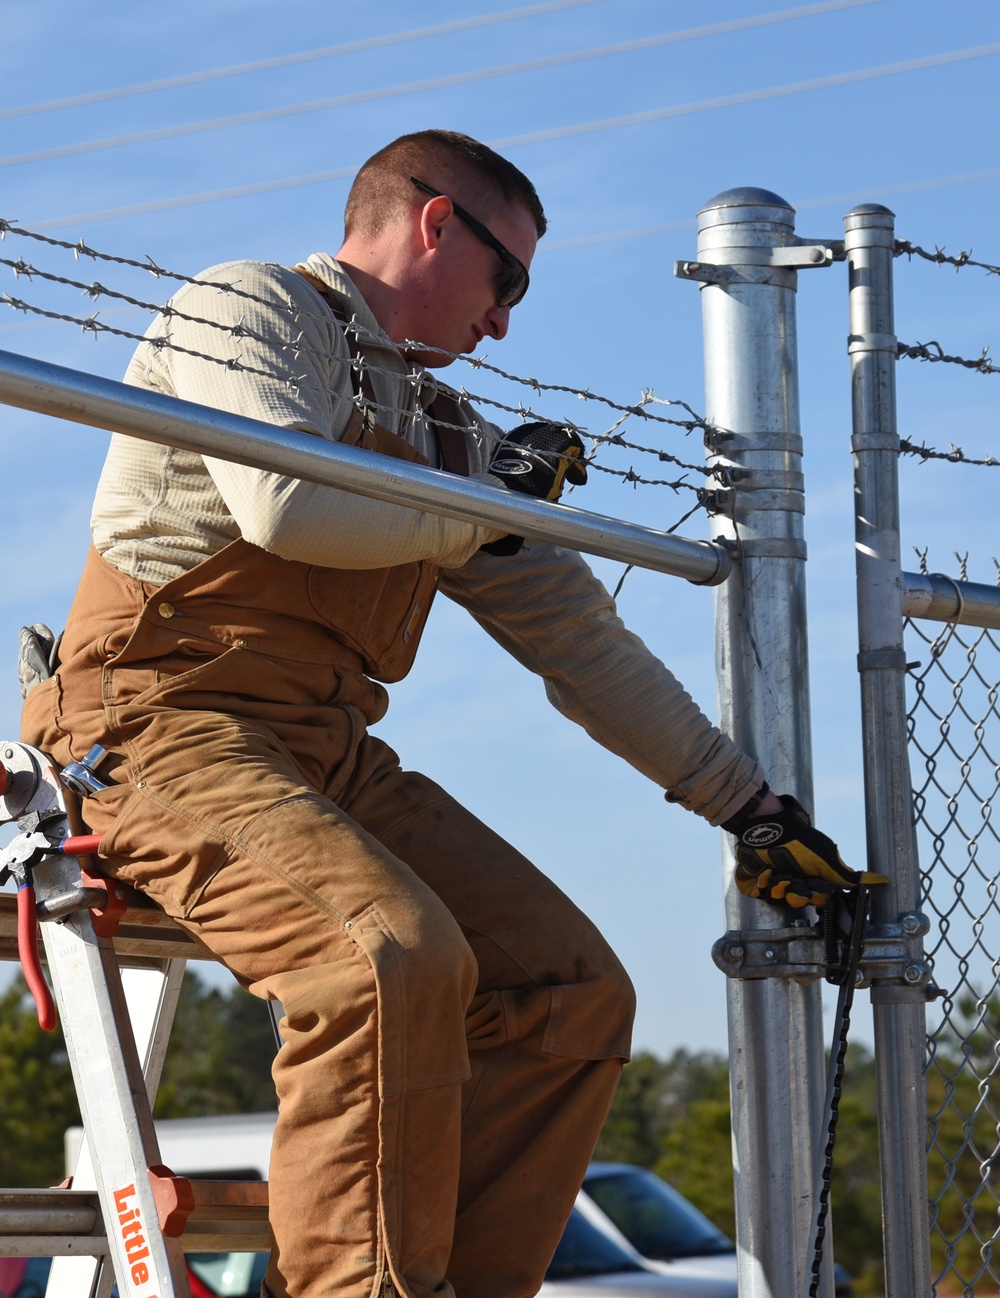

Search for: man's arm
xmin=127 ymin=261 xmax=501 ymax=570
xmin=442 ymin=540 xmax=875 ymax=906
xmin=439 ymin=540 xmax=763 ymax=824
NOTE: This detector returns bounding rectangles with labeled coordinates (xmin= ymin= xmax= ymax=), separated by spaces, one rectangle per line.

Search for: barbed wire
xmin=0 ymin=290 xmax=712 ymax=493
xmin=896 ymin=239 xmax=1000 ymax=277
xmin=0 ymin=218 xmax=705 ymax=433
xmin=900 ymin=439 xmax=1000 ymax=468
xmin=0 ymin=225 xmax=724 ymax=499
xmin=897 ymin=339 xmax=1000 ymax=376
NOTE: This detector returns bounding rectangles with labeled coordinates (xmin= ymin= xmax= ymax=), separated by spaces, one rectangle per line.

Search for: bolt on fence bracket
xmin=675 ymin=239 xmax=844 ymax=286
xmin=712 ymin=911 xmax=939 ymax=993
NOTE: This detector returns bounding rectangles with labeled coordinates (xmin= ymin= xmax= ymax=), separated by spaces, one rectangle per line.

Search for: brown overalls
xmin=21 ymin=376 xmax=634 ymax=1298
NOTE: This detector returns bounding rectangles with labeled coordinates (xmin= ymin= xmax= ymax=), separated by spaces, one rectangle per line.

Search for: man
xmin=21 ymin=130 xmax=863 ymax=1298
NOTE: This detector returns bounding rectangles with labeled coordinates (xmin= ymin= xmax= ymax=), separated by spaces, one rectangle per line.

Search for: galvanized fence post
xmin=678 ymin=189 xmax=833 ymax=1297
xmin=844 ymin=203 xmax=932 ymax=1297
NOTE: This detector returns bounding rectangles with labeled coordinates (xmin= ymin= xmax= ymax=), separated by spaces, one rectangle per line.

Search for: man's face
xmin=408 ymin=195 xmax=538 ymax=367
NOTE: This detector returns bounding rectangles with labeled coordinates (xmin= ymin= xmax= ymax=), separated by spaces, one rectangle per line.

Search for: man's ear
xmin=417 ymin=194 xmax=455 ymax=253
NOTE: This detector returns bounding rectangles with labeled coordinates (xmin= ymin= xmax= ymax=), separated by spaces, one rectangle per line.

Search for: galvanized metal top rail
xmin=901 ymin=570 xmax=1000 ymax=630
xmin=0 ymin=348 xmax=731 ymax=585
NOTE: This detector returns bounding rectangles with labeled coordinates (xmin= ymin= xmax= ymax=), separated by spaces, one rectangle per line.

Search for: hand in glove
xmin=482 ymin=421 xmax=588 ymax=556
xmin=488 ymin=421 xmax=588 ymax=501
xmin=18 ymin=623 xmax=59 ymax=699
xmin=729 ymin=792 xmax=886 ymax=909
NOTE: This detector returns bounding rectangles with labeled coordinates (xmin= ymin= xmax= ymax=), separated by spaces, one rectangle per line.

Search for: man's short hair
xmin=344 ymin=130 xmax=547 ymax=242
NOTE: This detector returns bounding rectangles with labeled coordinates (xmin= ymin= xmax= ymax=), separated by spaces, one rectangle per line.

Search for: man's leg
xmin=341 ymin=744 xmax=636 ymax=1298
xmin=49 ymin=707 xmax=479 ymax=1298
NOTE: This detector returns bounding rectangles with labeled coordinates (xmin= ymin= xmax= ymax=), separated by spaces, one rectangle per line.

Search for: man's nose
xmin=485 ymin=305 xmax=510 ymax=341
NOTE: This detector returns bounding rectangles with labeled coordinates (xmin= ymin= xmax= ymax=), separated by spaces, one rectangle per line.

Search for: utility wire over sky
xmin=0 ymin=0 xmax=875 ymax=124
xmin=0 ymin=0 xmax=878 ymax=170
xmin=0 ymin=0 xmax=611 ymax=121
xmin=24 ymin=40 xmax=1000 ymax=231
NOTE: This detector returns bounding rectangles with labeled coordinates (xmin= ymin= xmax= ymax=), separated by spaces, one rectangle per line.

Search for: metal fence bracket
xmin=713 ymin=912 xmax=939 ymax=992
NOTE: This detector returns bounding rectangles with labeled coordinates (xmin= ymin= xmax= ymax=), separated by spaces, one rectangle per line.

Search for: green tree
xmin=594 ymin=1047 xmax=729 ymax=1167
xmin=926 ymin=991 xmax=1000 ymax=1294
xmin=655 ymin=1090 xmax=735 ymax=1238
xmin=154 ymin=971 xmax=278 ymax=1118
xmin=0 ymin=977 xmax=80 ymax=1186
xmin=0 ymin=966 xmax=277 ymax=1190
xmin=596 ymin=1040 xmax=887 ymax=1293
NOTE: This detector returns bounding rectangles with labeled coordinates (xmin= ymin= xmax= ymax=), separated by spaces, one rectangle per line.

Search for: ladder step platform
xmin=0 ymin=740 xmax=278 ymax=1298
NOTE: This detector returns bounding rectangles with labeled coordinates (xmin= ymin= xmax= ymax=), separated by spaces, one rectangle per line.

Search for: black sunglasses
xmin=410 ymin=176 xmax=530 ymax=309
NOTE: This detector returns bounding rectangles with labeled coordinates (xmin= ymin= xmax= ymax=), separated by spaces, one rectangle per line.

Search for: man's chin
xmin=403 ymin=344 xmax=460 ymax=369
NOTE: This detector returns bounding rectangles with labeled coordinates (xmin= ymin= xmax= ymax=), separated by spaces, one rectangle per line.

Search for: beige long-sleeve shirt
xmin=92 ymin=253 xmax=762 ymax=823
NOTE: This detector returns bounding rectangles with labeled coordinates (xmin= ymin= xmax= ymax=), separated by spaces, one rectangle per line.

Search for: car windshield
xmin=584 ymin=1169 xmax=734 ymax=1261
xmin=545 ymin=1207 xmax=645 ymax=1279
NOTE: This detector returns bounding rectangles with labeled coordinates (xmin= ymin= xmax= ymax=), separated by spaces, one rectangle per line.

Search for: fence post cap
xmin=697 ymin=187 xmax=795 ymax=234
xmin=844 ymin=202 xmax=896 ymax=228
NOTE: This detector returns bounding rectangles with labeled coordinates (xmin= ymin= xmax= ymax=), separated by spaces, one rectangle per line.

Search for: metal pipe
xmin=0 ymin=346 xmax=730 ymax=586
xmin=901 ymin=570 xmax=1000 ymax=629
xmin=689 ymin=188 xmax=830 ymax=1298
xmin=844 ymin=202 xmax=932 ymax=1298
xmin=0 ymin=1206 xmax=100 ymax=1234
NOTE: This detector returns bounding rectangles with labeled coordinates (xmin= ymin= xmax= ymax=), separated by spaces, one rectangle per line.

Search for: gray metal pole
xmin=0 ymin=347 xmax=729 ymax=586
xmin=844 ymin=203 xmax=932 ymax=1298
xmin=902 ymin=569 xmax=1000 ymax=629
xmin=683 ymin=189 xmax=831 ymax=1298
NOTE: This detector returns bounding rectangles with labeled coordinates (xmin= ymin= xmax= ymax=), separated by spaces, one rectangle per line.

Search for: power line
xmin=23 ymin=40 xmax=1000 ymax=233
xmin=490 ymin=41 xmax=1000 ymax=150
xmin=28 ymin=166 xmax=360 ymax=230
xmin=27 ymin=163 xmax=1000 ymax=249
xmin=540 ymin=168 xmax=1000 ymax=253
xmin=5 ymin=165 xmax=1000 ymax=344
xmin=0 ymin=0 xmax=609 ymax=122
xmin=0 ymin=0 xmax=879 ymax=170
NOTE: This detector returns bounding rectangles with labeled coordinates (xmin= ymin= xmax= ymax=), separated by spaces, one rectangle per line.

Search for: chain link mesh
xmin=906 ymin=555 xmax=1000 ymax=1296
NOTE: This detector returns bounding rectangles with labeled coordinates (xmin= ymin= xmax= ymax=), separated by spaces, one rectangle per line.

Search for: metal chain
xmin=808 ymin=886 xmax=871 ymax=1298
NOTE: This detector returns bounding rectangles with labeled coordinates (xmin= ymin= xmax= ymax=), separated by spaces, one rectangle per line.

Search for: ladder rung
xmin=0 ymin=1185 xmax=271 ymax=1255
xmin=0 ymin=891 xmax=205 ymax=961
xmin=0 ymin=1189 xmax=102 ymax=1236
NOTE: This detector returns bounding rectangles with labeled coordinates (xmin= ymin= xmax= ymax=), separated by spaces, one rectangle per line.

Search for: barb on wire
xmin=0 ymin=216 xmax=729 ymax=496
xmin=0 ymin=215 xmax=709 ymax=433
xmin=900 ymin=439 xmax=1000 ymax=467
xmin=0 ymin=292 xmax=720 ymax=490
xmin=457 ymin=350 xmax=705 ymax=430
xmin=897 ymin=339 xmax=1000 ymax=376
xmin=896 ymin=239 xmax=1000 ymax=278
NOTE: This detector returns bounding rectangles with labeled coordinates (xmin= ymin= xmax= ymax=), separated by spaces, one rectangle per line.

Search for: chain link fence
xmin=906 ymin=555 xmax=1000 ymax=1296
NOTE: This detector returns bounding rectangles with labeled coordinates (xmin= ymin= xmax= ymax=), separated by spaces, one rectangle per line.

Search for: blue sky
xmin=2 ymin=0 xmax=999 ymax=1053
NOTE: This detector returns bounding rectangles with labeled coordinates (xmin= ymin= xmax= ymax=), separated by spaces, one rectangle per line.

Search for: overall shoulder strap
xmin=295 ymin=269 xmax=378 ymax=408
xmin=426 ymin=391 xmax=472 ymax=478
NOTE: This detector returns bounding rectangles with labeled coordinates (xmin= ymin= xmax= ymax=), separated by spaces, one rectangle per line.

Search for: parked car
xmin=577 ymin=1163 xmax=853 ymax=1298
xmin=541 ymin=1208 xmax=735 ymax=1297
xmin=30 ymin=1120 xmax=851 ymax=1298
xmin=0 ymin=1256 xmax=51 ymax=1298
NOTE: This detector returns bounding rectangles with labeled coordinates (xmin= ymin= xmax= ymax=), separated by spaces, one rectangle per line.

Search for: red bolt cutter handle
xmin=16 ymin=883 xmax=56 ymax=1032
xmin=60 ymin=833 xmax=104 ymax=856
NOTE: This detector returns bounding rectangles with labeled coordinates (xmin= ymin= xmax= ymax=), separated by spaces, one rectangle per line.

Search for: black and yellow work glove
xmin=488 ymin=421 xmax=588 ymax=501
xmin=482 ymin=421 xmax=589 ymax=556
xmin=730 ymin=793 xmax=886 ymax=909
